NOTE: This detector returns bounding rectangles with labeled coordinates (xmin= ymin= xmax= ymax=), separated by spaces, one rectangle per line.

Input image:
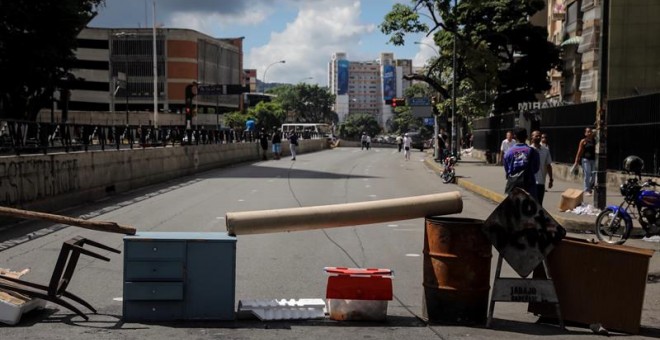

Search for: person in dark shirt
xmin=271 ymin=128 xmax=282 ymax=160
xmin=438 ymin=128 xmax=448 ymax=159
xmin=503 ymin=127 xmax=540 ymax=198
xmin=259 ymin=128 xmax=269 ymax=160
xmin=289 ymin=131 xmax=299 ymax=161
xmin=573 ymin=127 xmax=596 ymax=195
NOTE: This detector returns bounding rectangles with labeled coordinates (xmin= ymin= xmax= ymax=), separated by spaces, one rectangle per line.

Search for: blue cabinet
xmin=123 ymin=232 xmax=236 ymax=321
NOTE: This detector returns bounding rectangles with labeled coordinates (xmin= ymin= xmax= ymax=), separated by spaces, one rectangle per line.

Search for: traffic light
xmin=185 ymin=83 xmax=196 ymax=108
xmin=392 ymin=98 xmax=405 ymax=107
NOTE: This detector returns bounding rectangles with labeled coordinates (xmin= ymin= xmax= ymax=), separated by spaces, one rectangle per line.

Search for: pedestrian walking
xmin=403 ymin=133 xmax=412 ymax=161
xmin=573 ymin=127 xmax=596 ymax=195
xmin=361 ymin=132 xmax=368 ymax=150
xmin=289 ymin=131 xmax=299 ymax=161
xmin=396 ymin=134 xmax=403 ymax=152
xmin=271 ymin=127 xmax=282 ymax=160
xmin=366 ymin=135 xmax=371 ymax=150
xmin=259 ymin=128 xmax=269 ymax=160
xmin=438 ymin=128 xmax=448 ymax=160
xmin=499 ymin=130 xmax=515 ymax=165
xmin=530 ymin=130 xmax=553 ymax=205
xmin=503 ymin=127 xmax=540 ymax=197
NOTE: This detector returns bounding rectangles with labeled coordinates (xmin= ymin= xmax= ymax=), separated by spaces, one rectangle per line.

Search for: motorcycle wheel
xmin=442 ymin=169 xmax=455 ymax=184
xmin=595 ymin=208 xmax=632 ymax=245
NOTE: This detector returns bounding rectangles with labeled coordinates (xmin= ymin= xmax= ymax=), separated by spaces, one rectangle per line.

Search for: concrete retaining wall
xmin=0 ymin=139 xmax=327 ymax=213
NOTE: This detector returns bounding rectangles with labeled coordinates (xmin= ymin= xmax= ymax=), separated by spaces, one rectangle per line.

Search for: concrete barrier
xmin=0 ymin=139 xmax=327 ymax=214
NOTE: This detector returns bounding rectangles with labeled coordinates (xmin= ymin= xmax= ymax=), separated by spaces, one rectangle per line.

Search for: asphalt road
xmin=0 ymin=147 xmax=658 ymax=339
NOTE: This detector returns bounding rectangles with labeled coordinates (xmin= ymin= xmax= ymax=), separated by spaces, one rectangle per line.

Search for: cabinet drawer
xmin=124 ymin=282 xmax=184 ymax=301
xmin=123 ymin=301 xmax=183 ymax=321
xmin=125 ymin=241 xmax=185 ymax=260
xmin=125 ymin=261 xmax=183 ymax=281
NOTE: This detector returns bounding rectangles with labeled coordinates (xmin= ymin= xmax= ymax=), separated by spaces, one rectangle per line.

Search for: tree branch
xmin=403 ymin=73 xmax=450 ymax=100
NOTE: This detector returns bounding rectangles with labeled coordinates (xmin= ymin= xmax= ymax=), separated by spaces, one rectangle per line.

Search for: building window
xmin=577 ymin=26 xmax=599 ymax=53
xmin=578 ymin=69 xmax=595 ymax=92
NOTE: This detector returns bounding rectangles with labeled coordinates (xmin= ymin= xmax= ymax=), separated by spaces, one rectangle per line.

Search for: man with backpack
xmin=503 ymin=127 xmax=540 ymax=198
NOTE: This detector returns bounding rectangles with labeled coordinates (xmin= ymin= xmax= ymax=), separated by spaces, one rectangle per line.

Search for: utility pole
xmin=594 ymin=0 xmax=610 ymax=209
xmin=451 ymin=0 xmax=458 ymax=157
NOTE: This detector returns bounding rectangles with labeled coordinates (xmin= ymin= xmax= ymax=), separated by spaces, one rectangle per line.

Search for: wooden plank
xmin=0 ymin=206 xmax=136 ymax=235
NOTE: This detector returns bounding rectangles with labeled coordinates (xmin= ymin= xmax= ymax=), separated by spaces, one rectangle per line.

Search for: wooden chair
xmin=0 ymin=236 xmax=120 ymax=320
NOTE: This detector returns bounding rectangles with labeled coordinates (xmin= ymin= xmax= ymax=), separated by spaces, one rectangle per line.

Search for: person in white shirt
xmin=530 ymin=130 xmax=553 ymax=205
xmin=403 ymin=133 xmax=412 ymax=160
xmin=499 ymin=130 xmax=515 ymax=165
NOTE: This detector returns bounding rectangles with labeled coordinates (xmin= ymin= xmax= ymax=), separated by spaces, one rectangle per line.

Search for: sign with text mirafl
xmin=517 ymin=101 xmax=567 ymax=111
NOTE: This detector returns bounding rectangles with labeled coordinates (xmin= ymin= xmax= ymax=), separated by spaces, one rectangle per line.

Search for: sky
xmin=89 ymin=0 xmax=438 ymax=86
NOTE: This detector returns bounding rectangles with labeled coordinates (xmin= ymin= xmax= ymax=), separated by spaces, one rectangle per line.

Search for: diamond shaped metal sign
xmin=482 ymin=187 xmax=566 ymax=277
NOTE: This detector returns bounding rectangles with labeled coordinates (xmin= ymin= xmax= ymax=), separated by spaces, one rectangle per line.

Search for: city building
xmin=65 ymin=27 xmax=245 ymax=116
xmin=328 ymin=52 xmax=412 ymax=130
xmin=545 ymin=0 xmax=660 ymax=104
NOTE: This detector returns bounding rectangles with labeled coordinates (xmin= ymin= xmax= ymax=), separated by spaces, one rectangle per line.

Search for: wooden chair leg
xmin=0 ymin=282 xmax=89 ymax=320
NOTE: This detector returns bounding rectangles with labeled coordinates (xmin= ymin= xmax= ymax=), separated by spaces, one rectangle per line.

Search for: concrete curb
xmin=423 ymin=157 xmax=594 ymax=233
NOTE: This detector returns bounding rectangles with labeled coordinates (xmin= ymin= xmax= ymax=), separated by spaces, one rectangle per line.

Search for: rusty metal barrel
xmin=422 ymin=217 xmax=492 ymax=324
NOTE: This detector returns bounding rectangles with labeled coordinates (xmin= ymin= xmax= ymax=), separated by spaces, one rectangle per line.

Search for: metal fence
xmin=472 ymin=93 xmax=660 ymax=175
xmin=0 ymin=120 xmax=245 ymax=155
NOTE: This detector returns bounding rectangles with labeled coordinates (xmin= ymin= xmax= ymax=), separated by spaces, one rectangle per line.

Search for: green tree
xmin=404 ymin=83 xmax=435 ymax=99
xmin=223 ymin=111 xmax=250 ymax=130
xmin=380 ymin=0 xmax=560 ymax=115
xmin=339 ymin=114 xmax=380 ymax=139
xmin=248 ymin=101 xmax=286 ymax=131
xmin=273 ymin=83 xmax=338 ymax=123
xmin=390 ymin=108 xmax=418 ymax=134
xmin=0 ymin=0 xmax=105 ymax=120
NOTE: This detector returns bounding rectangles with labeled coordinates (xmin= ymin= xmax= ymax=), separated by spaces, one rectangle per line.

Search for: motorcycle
xmin=595 ymin=175 xmax=660 ymax=244
xmin=440 ymin=153 xmax=457 ymax=184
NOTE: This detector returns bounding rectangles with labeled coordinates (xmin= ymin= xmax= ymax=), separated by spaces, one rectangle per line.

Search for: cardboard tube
xmin=226 ymin=191 xmax=462 ymax=236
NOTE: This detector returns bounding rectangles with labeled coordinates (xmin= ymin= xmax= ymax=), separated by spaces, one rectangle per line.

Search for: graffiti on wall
xmin=0 ymin=159 xmax=80 ymax=206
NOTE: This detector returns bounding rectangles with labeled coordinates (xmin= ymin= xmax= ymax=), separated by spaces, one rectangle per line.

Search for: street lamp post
xmin=414 ymin=41 xmax=441 ymax=161
xmin=114 ymin=32 xmax=136 ymax=125
xmin=298 ymin=76 xmax=314 ymax=83
xmin=262 ymin=60 xmax=286 ymax=93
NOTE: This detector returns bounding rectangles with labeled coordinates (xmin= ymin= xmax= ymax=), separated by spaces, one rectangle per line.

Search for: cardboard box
xmin=529 ymin=237 xmax=654 ymax=334
xmin=558 ymin=188 xmax=583 ymax=211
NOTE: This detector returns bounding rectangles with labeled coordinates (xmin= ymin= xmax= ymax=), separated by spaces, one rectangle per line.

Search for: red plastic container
xmin=324 ymin=267 xmax=393 ymax=321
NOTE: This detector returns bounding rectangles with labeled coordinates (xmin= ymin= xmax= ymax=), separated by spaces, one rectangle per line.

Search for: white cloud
xmin=413 ymin=35 xmax=439 ymax=68
xmin=169 ymin=8 xmax=270 ymax=32
xmin=247 ymin=0 xmax=376 ymax=86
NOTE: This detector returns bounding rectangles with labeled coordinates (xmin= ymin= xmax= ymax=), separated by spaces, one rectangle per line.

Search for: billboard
xmin=337 ymin=60 xmax=349 ymax=95
xmin=382 ymin=65 xmax=395 ymax=101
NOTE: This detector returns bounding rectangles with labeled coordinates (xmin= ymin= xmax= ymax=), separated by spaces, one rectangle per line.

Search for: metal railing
xmin=0 ymin=120 xmax=247 ymax=155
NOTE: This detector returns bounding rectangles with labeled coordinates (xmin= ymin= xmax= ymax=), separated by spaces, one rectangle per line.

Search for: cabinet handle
xmin=153 ymin=247 xmax=158 ymax=252
xmin=152 ymin=289 xmax=157 ymax=294
xmin=152 ymin=307 xmax=156 ymax=312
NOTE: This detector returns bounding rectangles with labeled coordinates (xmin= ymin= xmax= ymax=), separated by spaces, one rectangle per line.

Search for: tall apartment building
xmin=67 ymin=27 xmax=244 ymax=115
xmin=546 ymin=0 xmax=660 ymax=104
xmin=328 ymin=52 xmax=412 ymax=130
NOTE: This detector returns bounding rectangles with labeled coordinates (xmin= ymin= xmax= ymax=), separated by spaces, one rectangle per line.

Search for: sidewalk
xmin=424 ymin=152 xmax=626 ymax=233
